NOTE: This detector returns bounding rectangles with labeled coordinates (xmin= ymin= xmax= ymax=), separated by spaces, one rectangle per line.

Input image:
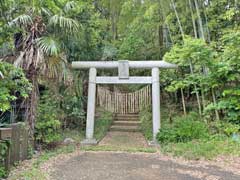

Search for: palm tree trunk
xmin=25 ymin=73 xmax=39 ymax=137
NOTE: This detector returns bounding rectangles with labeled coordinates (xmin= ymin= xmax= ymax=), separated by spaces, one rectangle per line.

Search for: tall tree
xmin=8 ymin=0 xmax=79 ymax=135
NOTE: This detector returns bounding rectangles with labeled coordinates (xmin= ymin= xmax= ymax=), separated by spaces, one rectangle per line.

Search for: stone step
xmin=110 ymin=125 xmax=140 ymax=132
xmin=113 ymin=121 xmax=140 ymax=126
xmin=114 ymin=117 xmax=139 ymax=121
xmin=115 ymin=114 xmax=139 ymax=118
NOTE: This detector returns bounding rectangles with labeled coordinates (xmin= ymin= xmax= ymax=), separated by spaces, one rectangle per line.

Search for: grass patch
xmin=33 ymin=145 xmax=76 ymax=167
xmin=94 ymin=110 xmax=113 ymax=140
xmin=161 ymin=137 xmax=240 ymax=160
xmin=61 ymin=129 xmax=85 ymax=142
xmin=81 ymin=145 xmax=157 ymax=153
xmin=9 ymin=167 xmax=47 ymax=180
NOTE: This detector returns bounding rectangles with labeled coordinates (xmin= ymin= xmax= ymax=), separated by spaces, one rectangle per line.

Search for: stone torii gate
xmin=72 ymin=60 xmax=177 ymax=144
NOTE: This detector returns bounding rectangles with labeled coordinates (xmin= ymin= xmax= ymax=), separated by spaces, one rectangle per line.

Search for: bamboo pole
xmin=132 ymin=92 xmax=134 ymax=113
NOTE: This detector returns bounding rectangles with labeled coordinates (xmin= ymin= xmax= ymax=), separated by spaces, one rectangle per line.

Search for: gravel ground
xmin=50 ymin=151 xmax=240 ymax=180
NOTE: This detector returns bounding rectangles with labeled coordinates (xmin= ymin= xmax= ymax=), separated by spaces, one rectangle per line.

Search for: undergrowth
xmin=157 ymin=111 xmax=240 ymax=160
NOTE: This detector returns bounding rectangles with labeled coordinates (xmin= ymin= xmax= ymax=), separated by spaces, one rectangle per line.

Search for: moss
xmin=81 ymin=145 xmax=157 ymax=153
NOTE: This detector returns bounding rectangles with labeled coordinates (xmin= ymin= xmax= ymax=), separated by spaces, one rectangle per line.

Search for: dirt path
xmin=51 ymin=151 xmax=240 ymax=180
xmin=99 ymin=131 xmax=148 ymax=148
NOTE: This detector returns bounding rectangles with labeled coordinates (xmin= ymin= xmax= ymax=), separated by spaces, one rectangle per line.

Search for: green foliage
xmin=0 ymin=140 xmax=10 ymax=178
xmin=139 ymin=105 xmax=152 ymax=140
xmin=215 ymin=31 xmax=240 ymax=123
xmin=94 ymin=109 xmax=113 ymax=140
xmin=164 ymin=36 xmax=214 ymax=93
xmin=60 ymin=91 xmax=85 ymax=129
xmin=119 ymin=33 xmax=145 ymax=59
xmin=157 ymin=112 xmax=209 ymax=144
xmin=164 ymin=36 xmax=213 ymax=66
xmin=204 ymin=31 xmax=240 ymax=123
xmin=0 ymin=62 xmax=32 ymax=112
xmin=35 ymin=92 xmax=61 ymax=146
xmin=210 ymin=122 xmax=240 ymax=137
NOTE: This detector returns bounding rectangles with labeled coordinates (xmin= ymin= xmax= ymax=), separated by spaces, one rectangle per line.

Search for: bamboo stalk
xmin=181 ymin=88 xmax=187 ymax=115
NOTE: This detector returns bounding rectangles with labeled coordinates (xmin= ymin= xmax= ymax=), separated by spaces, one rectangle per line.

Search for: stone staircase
xmin=110 ymin=113 xmax=141 ymax=132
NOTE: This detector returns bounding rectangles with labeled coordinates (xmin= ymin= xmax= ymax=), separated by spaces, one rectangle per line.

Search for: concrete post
xmin=84 ymin=68 xmax=97 ymax=143
xmin=152 ymin=67 xmax=160 ymax=142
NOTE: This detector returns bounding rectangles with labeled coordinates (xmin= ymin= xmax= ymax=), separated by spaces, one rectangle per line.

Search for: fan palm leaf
xmin=37 ymin=36 xmax=61 ymax=56
xmin=49 ymin=15 xmax=79 ymax=33
xmin=40 ymin=53 xmax=72 ymax=85
xmin=64 ymin=1 xmax=77 ymax=13
xmin=9 ymin=14 xmax=33 ymax=27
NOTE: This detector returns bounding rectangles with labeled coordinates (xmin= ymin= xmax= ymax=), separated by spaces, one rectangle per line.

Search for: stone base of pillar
xmin=80 ymin=138 xmax=98 ymax=146
xmin=148 ymin=140 xmax=160 ymax=147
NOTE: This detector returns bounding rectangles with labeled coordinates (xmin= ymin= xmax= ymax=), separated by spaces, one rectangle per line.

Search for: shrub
xmin=157 ymin=112 xmax=209 ymax=144
xmin=209 ymin=121 xmax=240 ymax=137
xmin=0 ymin=62 xmax=31 ymax=112
xmin=35 ymin=92 xmax=61 ymax=147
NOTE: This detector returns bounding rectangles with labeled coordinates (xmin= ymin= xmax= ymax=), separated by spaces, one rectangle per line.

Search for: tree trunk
xmin=158 ymin=24 xmax=164 ymax=58
xmin=194 ymin=0 xmax=205 ymax=41
xmin=201 ymin=85 xmax=206 ymax=109
xmin=188 ymin=0 xmax=198 ymax=38
xmin=189 ymin=62 xmax=202 ymax=115
xmin=171 ymin=0 xmax=184 ymax=39
xmin=211 ymin=88 xmax=220 ymax=121
xmin=159 ymin=1 xmax=174 ymax=44
xmin=180 ymin=88 xmax=187 ymax=115
xmin=25 ymin=73 xmax=39 ymax=138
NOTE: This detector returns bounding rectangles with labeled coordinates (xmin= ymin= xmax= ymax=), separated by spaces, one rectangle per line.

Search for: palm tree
xmin=9 ymin=1 xmax=79 ymax=136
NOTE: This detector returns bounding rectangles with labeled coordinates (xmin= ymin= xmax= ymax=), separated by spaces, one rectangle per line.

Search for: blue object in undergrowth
xmin=232 ymin=133 xmax=240 ymax=143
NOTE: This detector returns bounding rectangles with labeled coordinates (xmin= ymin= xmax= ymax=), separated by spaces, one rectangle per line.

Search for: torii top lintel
xmin=71 ymin=60 xmax=177 ymax=69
